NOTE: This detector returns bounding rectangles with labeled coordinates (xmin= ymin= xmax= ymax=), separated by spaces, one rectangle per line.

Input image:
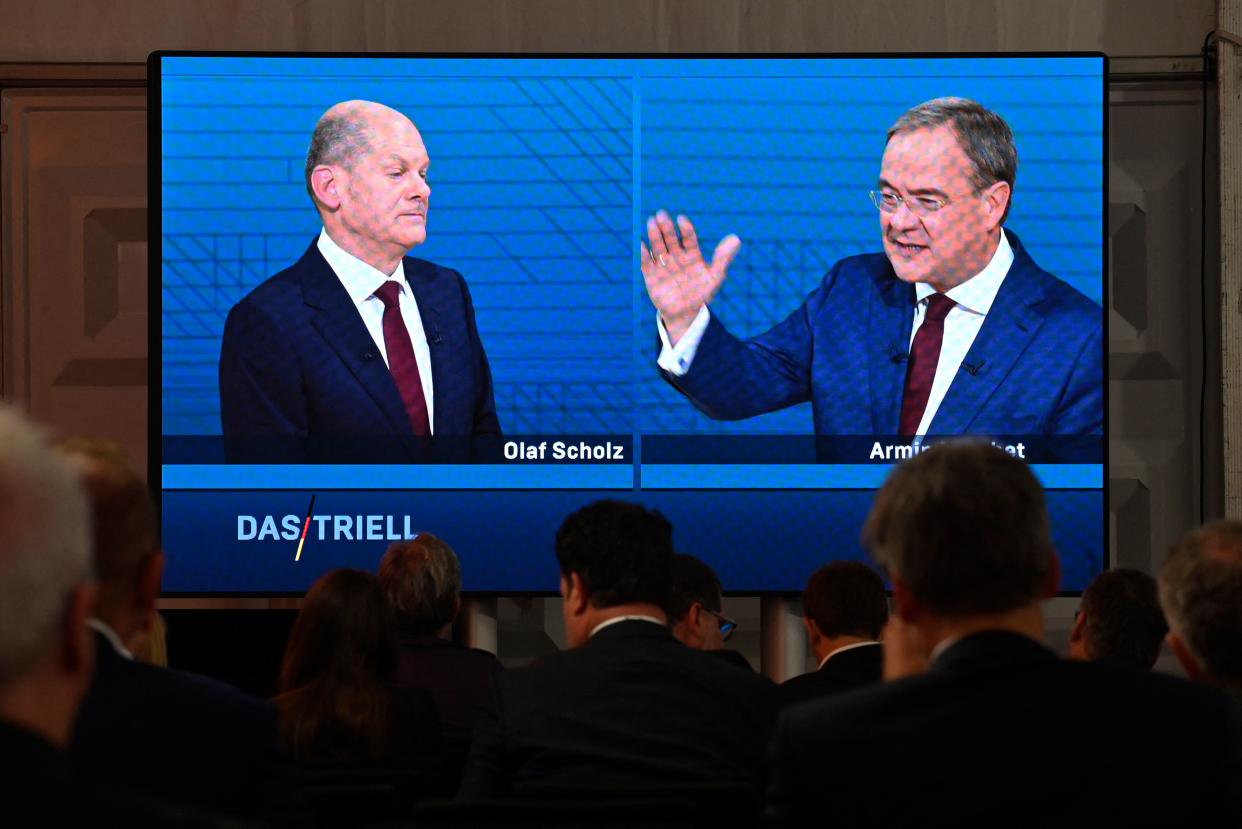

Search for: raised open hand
xmin=641 ymin=210 xmax=741 ymax=344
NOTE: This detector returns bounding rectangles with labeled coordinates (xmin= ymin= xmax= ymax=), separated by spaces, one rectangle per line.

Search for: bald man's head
xmin=304 ymin=100 xmax=432 ymax=271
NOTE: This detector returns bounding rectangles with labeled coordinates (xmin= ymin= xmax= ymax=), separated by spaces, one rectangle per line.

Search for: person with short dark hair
xmin=63 ymin=439 xmax=301 ymax=825
xmin=378 ymin=533 xmax=501 ymax=756
xmin=666 ymin=554 xmax=750 ymax=671
xmin=1069 ymin=569 xmax=1167 ymax=670
xmin=1159 ymin=521 xmax=1242 ymax=692
xmin=276 ymin=568 xmax=440 ymax=763
xmin=779 ymin=562 xmax=888 ymax=708
xmin=767 ymin=443 xmax=1242 ymax=827
xmin=459 ymin=500 xmax=776 ymax=799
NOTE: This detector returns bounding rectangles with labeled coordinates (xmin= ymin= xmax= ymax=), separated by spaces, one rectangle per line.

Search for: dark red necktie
xmin=899 ymin=293 xmax=956 ymax=436
xmin=374 ymin=281 xmax=431 ymax=436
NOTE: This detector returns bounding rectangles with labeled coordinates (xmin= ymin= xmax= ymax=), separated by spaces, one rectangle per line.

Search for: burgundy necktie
xmin=899 ymin=293 xmax=956 ymax=436
xmin=374 ymin=281 xmax=431 ymax=436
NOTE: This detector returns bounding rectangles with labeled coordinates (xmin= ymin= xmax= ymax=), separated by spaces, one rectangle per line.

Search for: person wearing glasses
xmin=643 ymin=97 xmax=1102 ymax=438
xmin=666 ymin=554 xmax=750 ymax=671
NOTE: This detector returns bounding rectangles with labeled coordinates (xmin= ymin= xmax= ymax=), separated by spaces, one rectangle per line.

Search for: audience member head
xmin=801 ymin=562 xmax=889 ymax=663
xmin=862 ymin=442 xmax=1059 ymax=649
xmin=277 ymin=568 xmax=401 ymax=759
xmin=1069 ymin=569 xmax=1166 ymax=670
xmin=667 ymin=553 xmax=734 ymax=650
xmin=56 ymin=438 xmax=162 ymax=652
xmin=1159 ymin=521 xmax=1242 ymax=691
xmin=555 ymin=500 xmax=675 ymax=648
xmin=0 ymin=407 xmax=95 ymax=747
xmin=378 ymin=533 xmax=462 ymax=638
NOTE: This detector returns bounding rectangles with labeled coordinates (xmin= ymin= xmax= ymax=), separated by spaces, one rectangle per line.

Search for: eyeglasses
xmin=868 ymin=189 xmax=978 ymax=217
xmin=704 ymin=607 xmax=738 ymax=642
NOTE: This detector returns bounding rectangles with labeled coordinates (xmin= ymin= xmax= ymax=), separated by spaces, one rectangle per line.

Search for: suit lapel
xmin=927 ymin=241 xmax=1046 ymax=435
xmin=299 ymin=243 xmax=412 ymax=435
xmin=868 ymin=272 xmax=916 ymax=432
xmin=403 ymin=258 xmax=445 ymax=435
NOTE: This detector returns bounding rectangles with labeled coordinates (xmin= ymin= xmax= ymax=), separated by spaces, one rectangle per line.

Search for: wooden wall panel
xmin=0 ymin=89 xmax=148 ymax=473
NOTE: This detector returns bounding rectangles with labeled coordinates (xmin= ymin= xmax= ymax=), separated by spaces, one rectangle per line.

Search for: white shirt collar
xmin=914 ymin=228 xmax=1014 ymax=315
xmin=88 ymin=618 xmax=132 ymax=660
xmin=317 ymin=228 xmax=408 ymax=308
xmin=817 ymin=639 xmax=881 ymax=670
xmin=589 ymin=615 xmax=666 ymax=639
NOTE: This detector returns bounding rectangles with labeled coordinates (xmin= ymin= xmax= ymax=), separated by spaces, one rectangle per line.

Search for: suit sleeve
xmin=1046 ymin=316 xmax=1104 ymax=435
xmin=660 ymin=264 xmax=841 ymax=421
xmin=218 ymin=298 xmax=310 ymax=461
xmin=456 ymin=274 xmax=502 ymax=436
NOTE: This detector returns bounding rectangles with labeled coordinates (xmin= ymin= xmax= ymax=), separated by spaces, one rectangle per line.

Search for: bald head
xmin=305 ymin=100 xmax=413 ymax=206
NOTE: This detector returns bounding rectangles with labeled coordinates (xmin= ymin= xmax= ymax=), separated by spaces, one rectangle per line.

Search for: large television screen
xmin=153 ymin=53 xmax=1106 ymax=594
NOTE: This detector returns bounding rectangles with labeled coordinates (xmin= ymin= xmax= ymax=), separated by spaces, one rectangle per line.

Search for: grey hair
xmin=1159 ymin=521 xmax=1242 ymax=690
xmin=304 ymin=113 xmax=373 ymax=207
xmin=888 ymin=97 xmax=1018 ymax=223
xmin=377 ymin=533 xmax=462 ymax=635
xmin=0 ymin=406 xmax=92 ymax=685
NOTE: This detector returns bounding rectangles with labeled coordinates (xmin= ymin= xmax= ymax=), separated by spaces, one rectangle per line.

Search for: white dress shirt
xmin=589 ymin=615 xmax=666 ymax=639
xmin=657 ymin=231 xmax=1015 ymax=436
xmin=817 ymin=639 xmax=882 ymax=670
xmin=88 ymin=618 xmax=132 ymax=659
xmin=318 ymin=229 xmax=435 ymax=433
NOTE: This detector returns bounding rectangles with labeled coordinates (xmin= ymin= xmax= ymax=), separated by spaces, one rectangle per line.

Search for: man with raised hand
xmin=644 ymin=97 xmax=1102 ymax=438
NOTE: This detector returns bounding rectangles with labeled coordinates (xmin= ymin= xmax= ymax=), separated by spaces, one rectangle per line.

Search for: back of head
xmin=378 ymin=533 xmax=462 ymax=636
xmin=278 ymin=568 xmax=399 ymax=759
xmin=1078 ymin=569 xmax=1166 ymax=670
xmin=556 ymin=500 xmax=674 ymax=609
xmin=0 ymin=409 xmax=92 ymax=689
xmin=1159 ymin=521 xmax=1242 ymax=690
xmin=802 ymin=562 xmax=889 ymax=640
xmin=862 ymin=442 xmax=1055 ymax=616
xmin=667 ymin=553 xmax=723 ymax=622
xmin=55 ymin=438 xmax=158 ymax=626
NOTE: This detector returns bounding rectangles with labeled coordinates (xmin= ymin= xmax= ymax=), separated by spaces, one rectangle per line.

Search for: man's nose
xmin=888 ymin=199 xmax=921 ymax=231
xmin=407 ymin=176 xmax=430 ymax=200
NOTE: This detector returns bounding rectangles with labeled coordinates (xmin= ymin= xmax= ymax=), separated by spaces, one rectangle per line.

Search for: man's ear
xmin=62 ymin=581 xmax=97 ymax=678
xmin=981 ymin=180 xmax=1011 ymax=231
xmin=450 ymin=596 xmax=462 ymax=624
xmin=310 ymin=165 xmax=343 ymax=210
xmin=564 ymin=572 xmax=590 ymax=617
xmin=1041 ymin=551 xmax=1062 ymax=599
xmin=1166 ymin=632 xmax=1209 ymax=684
xmin=890 ymin=575 xmax=919 ymax=622
xmin=802 ymin=616 xmax=822 ymax=646
xmin=134 ymin=551 xmax=165 ymax=638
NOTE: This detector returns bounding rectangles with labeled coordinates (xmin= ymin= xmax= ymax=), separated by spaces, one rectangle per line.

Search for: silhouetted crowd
xmin=1 ymin=406 xmax=1239 ymax=827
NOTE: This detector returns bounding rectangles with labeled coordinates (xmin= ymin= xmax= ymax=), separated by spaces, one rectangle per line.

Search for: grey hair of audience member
xmin=378 ymin=533 xmax=462 ymax=636
xmin=0 ymin=407 xmax=92 ymax=684
xmin=1159 ymin=521 xmax=1242 ymax=690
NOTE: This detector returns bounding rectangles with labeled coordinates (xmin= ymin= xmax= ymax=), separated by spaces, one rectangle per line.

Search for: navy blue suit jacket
xmin=664 ymin=230 xmax=1103 ymax=436
xmin=219 ymin=240 xmax=500 ymax=462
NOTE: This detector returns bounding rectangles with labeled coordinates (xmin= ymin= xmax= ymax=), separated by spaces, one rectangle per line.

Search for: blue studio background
xmin=158 ymin=56 xmax=1104 ymax=594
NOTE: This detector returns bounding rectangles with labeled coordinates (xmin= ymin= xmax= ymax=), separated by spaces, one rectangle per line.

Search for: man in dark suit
xmin=378 ymin=534 xmax=502 ymax=755
xmin=458 ymin=501 xmax=776 ymax=799
xmin=1160 ymin=521 xmax=1242 ymax=693
xmin=61 ymin=440 xmax=300 ymax=825
xmin=1068 ymin=568 xmax=1167 ymax=670
xmin=219 ymin=99 xmax=499 ymax=462
xmin=779 ymin=561 xmax=887 ymax=708
xmin=644 ymin=97 xmax=1102 ymax=438
xmin=767 ymin=443 xmax=1242 ymax=826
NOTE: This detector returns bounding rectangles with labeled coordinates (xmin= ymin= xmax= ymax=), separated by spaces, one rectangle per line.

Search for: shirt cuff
xmin=656 ymin=306 xmax=711 ymax=376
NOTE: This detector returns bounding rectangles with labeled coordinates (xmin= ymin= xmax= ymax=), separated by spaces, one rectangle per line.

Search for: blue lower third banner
xmin=640 ymin=464 xmax=1104 ymax=490
xmin=162 ymin=464 xmax=634 ymax=490
xmin=161 ymin=488 xmax=1105 ymax=594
